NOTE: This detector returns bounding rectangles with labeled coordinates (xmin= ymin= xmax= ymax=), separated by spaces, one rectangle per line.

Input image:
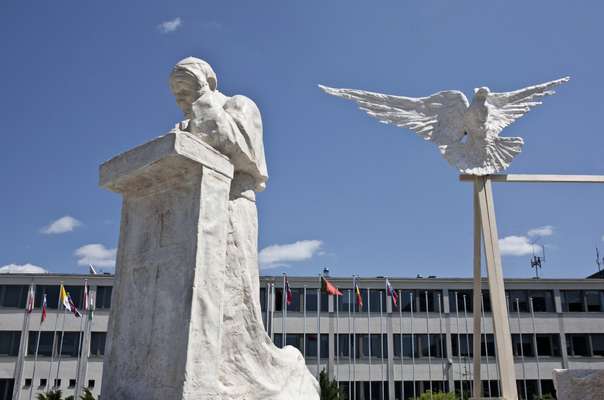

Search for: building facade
xmin=1 ymin=273 xmax=604 ymax=399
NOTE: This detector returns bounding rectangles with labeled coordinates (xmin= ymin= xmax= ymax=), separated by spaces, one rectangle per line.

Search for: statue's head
xmin=170 ymin=57 xmax=217 ymax=118
xmin=473 ymin=86 xmax=490 ymax=99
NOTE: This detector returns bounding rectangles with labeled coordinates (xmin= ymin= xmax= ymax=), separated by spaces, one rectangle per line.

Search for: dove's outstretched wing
xmin=485 ymin=77 xmax=570 ymax=136
xmin=319 ymin=85 xmax=469 ymax=146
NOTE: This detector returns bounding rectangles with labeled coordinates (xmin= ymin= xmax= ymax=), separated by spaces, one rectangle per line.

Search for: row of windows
xmin=26 ymin=331 xmax=106 ymax=358
xmin=0 ymin=285 xmax=112 ymax=310
xmin=261 ymin=287 xmax=602 ymax=314
xmin=23 ymin=378 xmax=96 ymax=390
xmin=334 ymin=379 xmax=555 ymax=400
xmin=271 ymin=332 xmax=571 ymax=359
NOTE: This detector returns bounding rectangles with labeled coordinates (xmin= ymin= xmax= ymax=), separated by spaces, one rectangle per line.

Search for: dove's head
xmin=473 ymin=86 xmax=490 ymax=100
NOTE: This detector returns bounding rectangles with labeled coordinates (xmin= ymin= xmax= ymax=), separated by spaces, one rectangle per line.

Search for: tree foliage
xmin=414 ymin=390 xmax=459 ymax=400
xmin=319 ymin=369 xmax=346 ymax=400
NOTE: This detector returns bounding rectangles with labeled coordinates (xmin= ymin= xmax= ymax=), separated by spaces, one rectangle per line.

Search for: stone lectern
xmin=99 ymin=58 xmax=318 ymax=400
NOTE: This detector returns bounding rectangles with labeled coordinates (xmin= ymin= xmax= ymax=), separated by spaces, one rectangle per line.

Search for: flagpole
xmin=515 ymin=298 xmax=528 ymax=400
xmin=347 ymin=284 xmax=352 ymax=398
xmin=272 ymin=282 xmax=276 ymax=340
xmin=265 ymin=282 xmax=270 ymax=333
xmin=462 ymin=294 xmax=472 ymax=396
xmin=367 ymin=286 xmax=372 ymax=400
xmin=74 ymin=281 xmax=88 ymax=399
xmin=410 ymin=291 xmax=416 ymax=399
xmin=29 ymin=292 xmax=45 ymax=400
xmin=15 ymin=283 xmax=34 ymax=400
xmin=399 ymin=290 xmax=404 ymax=400
xmin=425 ymin=291 xmax=433 ymax=396
xmin=352 ymin=275 xmax=357 ymax=400
xmin=336 ymin=291 xmax=340 ymax=390
xmin=379 ymin=291 xmax=385 ymax=400
xmin=282 ymin=273 xmax=287 ymax=346
xmin=437 ymin=293 xmax=445 ymax=389
xmin=55 ymin=306 xmax=67 ymax=385
xmin=48 ymin=281 xmax=64 ymax=388
xmin=317 ymin=273 xmax=321 ymax=378
xmin=303 ymin=285 xmax=307 ymax=358
xmin=529 ymin=297 xmax=542 ymax=398
xmin=454 ymin=292 xmax=463 ymax=400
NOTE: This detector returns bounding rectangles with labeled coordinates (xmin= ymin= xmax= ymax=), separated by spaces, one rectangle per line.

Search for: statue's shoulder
xmin=223 ymin=95 xmax=261 ymax=119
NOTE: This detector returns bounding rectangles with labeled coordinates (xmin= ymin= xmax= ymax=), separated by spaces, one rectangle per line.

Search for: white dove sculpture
xmin=319 ymin=77 xmax=569 ymax=175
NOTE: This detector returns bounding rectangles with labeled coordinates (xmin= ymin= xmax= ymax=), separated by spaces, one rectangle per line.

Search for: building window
xmin=53 ymin=379 xmax=61 ymax=388
xmin=536 ymin=334 xmax=561 ymax=357
xmin=304 ymin=289 xmax=328 ymax=312
xmin=35 ymin=286 xmax=60 ymax=310
xmin=398 ymin=290 xmax=444 ymax=313
xmin=39 ymin=379 xmax=47 ymax=389
xmin=336 ymin=334 xmax=351 ymax=358
xmin=354 ymin=334 xmax=387 ymax=359
xmin=451 ymin=334 xmax=473 ymax=357
xmin=24 ymin=379 xmax=32 ymax=388
xmin=508 ymin=290 xmax=529 ymax=312
xmin=259 ymin=288 xmax=266 ymax=311
xmin=528 ymin=291 xmax=555 ymax=312
xmin=58 ymin=332 xmax=83 ymax=357
xmin=0 ymin=331 xmax=20 ymax=356
xmin=562 ymin=290 xmax=586 ymax=312
xmin=27 ymin=331 xmax=54 ymax=357
xmin=512 ymin=334 xmax=534 ymax=357
xmin=87 ymin=380 xmax=95 ymax=389
xmin=68 ymin=379 xmax=76 ymax=388
xmin=449 ymin=290 xmax=474 ymax=313
xmin=96 ymin=286 xmax=113 ymax=309
xmin=585 ymin=291 xmax=604 ymax=312
xmin=273 ymin=333 xmax=304 ymax=353
xmin=304 ymin=334 xmax=328 ymax=359
xmin=0 ymin=285 xmax=29 ymax=308
xmin=590 ymin=334 xmax=604 ymax=356
xmin=336 ymin=289 xmax=355 ymax=312
xmin=274 ymin=288 xmax=303 ymax=312
xmin=394 ymin=334 xmax=446 ymax=358
xmin=566 ymin=334 xmax=590 ymax=356
xmin=90 ymin=332 xmax=107 ymax=357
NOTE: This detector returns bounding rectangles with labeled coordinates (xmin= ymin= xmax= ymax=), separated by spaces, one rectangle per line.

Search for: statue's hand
xmin=189 ymin=92 xmax=234 ymax=149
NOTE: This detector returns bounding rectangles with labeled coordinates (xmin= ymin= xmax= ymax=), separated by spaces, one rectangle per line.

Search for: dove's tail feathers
xmin=439 ymin=136 xmax=524 ymax=175
xmin=485 ymin=136 xmax=524 ymax=174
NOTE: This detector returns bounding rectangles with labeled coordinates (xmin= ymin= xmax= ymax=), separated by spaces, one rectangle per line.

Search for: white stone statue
xmin=169 ymin=57 xmax=319 ymax=400
xmin=320 ymin=77 xmax=569 ymax=175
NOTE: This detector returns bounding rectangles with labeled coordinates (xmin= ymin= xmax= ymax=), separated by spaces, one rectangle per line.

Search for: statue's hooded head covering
xmin=170 ymin=57 xmax=218 ymax=92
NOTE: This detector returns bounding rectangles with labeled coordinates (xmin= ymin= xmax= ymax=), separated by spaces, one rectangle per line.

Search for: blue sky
xmin=0 ymin=1 xmax=602 ymax=279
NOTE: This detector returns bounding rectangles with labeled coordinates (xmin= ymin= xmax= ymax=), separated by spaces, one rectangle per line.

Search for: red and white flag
xmin=26 ymin=285 xmax=35 ymax=313
xmin=386 ymin=278 xmax=398 ymax=306
xmin=284 ymin=276 xmax=293 ymax=305
xmin=41 ymin=293 xmax=47 ymax=323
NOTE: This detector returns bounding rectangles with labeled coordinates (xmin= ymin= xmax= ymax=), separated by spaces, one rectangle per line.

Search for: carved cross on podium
xmin=460 ymin=174 xmax=604 ymax=400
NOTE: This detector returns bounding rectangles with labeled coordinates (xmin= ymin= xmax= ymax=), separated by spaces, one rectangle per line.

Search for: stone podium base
xmin=553 ymin=369 xmax=604 ymax=400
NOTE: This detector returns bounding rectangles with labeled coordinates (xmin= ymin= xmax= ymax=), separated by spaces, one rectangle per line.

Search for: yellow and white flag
xmin=59 ymin=284 xmax=72 ymax=312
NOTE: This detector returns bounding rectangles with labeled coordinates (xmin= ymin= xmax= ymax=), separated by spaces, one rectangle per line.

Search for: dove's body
xmin=319 ymin=77 xmax=569 ymax=175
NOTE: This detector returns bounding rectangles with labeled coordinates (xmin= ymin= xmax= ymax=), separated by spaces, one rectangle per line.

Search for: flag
xmin=355 ymin=281 xmax=363 ymax=309
xmin=321 ymin=275 xmax=342 ymax=296
xmin=59 ymin=284 xmax=71 ymax=312
xmin=284 ymin=275 xmax=293 ymax=305
xmin=67 ymin=294 xmax=82 ymax=318
xmin=386 ymin=278 xmax=398 ymax=306
xmin=41 ymin=294 xmax=47 ymax=323
xmin=26 ymin=285 xmax=35 ymax=313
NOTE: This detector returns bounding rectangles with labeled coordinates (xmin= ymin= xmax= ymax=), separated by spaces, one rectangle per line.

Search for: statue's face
xmin=170 ymin=71 xmax=207 ymax=118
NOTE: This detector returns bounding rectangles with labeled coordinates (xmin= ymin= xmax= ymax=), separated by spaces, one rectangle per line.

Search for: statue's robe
xmin=185 ymin=91 xmax=319 ymax=399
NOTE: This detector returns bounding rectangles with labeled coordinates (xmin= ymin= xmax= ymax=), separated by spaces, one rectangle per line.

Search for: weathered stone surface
xmin=553 ymin=369 xmax=604 ymax=400
xmin=99 ymin=57 xmax=319 ymax=400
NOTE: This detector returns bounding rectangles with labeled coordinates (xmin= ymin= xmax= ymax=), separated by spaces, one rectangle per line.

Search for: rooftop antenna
xmin=530 ymin=239 xmax=545 ymax=279
xmin=597 ymin=247 xmax=603 ymax=272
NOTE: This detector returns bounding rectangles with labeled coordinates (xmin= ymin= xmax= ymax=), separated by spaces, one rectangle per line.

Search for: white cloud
xmin=74 ymin=244 xmax=116 ymax=268
xmin=601 ymin=235 xmax=604 ymax=242
xmin=259 ymin=240 xmax=323 ymax=269
xmin=527 ymin=225 xmax=554 ymax=237
xmin=158 ymin=17 xmax=182 ymax=33
xmin=40 ymin=216 xmax=82 ymax=234
xmin=0 ymin=263 xmax=47 ymax=274
xmin=499 ymin=235 xmax=541 ymax=256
